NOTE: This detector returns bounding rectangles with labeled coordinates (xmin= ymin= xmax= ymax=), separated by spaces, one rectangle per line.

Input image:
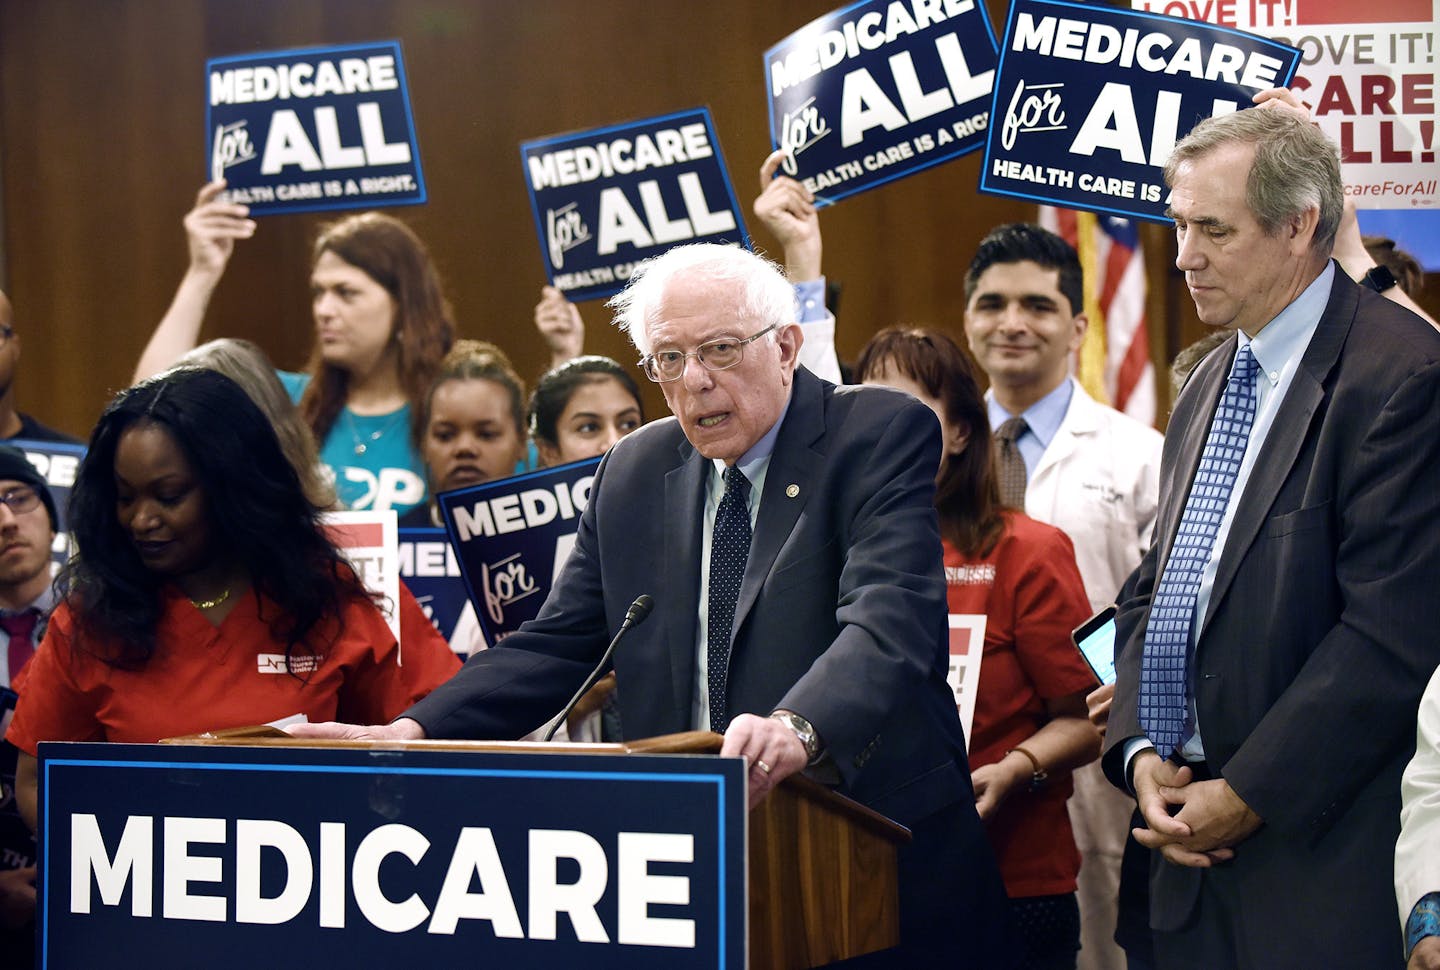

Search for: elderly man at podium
xmin=294 ymin=242 xmax=1008 ymax=964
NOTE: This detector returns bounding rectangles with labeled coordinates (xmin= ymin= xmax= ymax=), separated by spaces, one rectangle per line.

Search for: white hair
xmin=606 ymin=243 xmax=795 ymax=357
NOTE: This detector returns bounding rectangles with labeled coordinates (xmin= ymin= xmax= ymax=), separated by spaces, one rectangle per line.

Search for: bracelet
xmin=1006 ymin=745 xmax=1048 ymax=791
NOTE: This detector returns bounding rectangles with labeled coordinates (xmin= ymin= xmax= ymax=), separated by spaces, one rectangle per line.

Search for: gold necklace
xmin=189 ymin=587 xmax=232 ymax=611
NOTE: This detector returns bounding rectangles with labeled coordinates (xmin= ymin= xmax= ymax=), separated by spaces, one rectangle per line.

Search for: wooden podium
xmin=164 ymin=727 xmax=909 ymax=968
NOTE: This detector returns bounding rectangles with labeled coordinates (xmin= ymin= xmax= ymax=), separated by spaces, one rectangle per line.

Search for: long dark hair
xmin=299 ymin=213 xmax=455 ymax=449
xmin=528 ymin=356 xmax=644 ymax=449
xmin=854 ymin=327 xmax=1005 ymax=558
xmin=63 ymin=368 xmax=368 ymax=668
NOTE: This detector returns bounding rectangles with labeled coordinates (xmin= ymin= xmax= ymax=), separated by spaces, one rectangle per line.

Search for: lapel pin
xmin=785 ymin=484 xmax=799 ymax=498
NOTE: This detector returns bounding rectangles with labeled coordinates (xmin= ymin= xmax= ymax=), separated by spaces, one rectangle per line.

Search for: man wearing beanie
xmin=0 ymin=443 xmax=58 ymax=965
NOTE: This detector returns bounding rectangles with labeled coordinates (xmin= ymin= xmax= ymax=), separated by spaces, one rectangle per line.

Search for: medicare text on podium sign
xmin=39 ymin=743 xmax=746 ymax=969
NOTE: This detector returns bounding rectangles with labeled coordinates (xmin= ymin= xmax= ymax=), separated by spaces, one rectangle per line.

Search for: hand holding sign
xmin=533 ymin=285 xmax=585 ymax=369
xmin=753 ymin=150 xmax=822 ymax=282
xmin=185 ymin=180 xmax=256 ymax=282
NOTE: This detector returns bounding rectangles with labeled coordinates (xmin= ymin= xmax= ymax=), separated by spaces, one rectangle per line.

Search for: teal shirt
xmin=278 ymin=371 xmax=428 ymax=515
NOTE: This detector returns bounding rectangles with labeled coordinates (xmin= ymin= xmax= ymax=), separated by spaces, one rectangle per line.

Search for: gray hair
xmin=175 ymin=338 xmax=338 ymax=510
xmin=1164 ymin=108 xmax=1342 ymax=256
xmin=606 ymin=243 xmax=794 ymax=357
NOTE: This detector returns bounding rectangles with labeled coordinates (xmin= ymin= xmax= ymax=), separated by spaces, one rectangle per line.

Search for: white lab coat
xmin=1398 ymin=664 xmax=1440 ymax=935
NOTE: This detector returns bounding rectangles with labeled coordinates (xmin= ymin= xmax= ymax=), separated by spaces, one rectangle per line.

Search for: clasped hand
xmin=1130 ymin=751 xmax=1262 ymax=867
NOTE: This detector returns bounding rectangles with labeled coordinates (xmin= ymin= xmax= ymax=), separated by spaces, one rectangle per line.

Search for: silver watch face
xmin=775 ymin=712 xmax=817 ymax=758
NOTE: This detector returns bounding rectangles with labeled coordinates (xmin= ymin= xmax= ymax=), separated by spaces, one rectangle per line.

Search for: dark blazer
xmin=409 ymin=366 xmax=976 ymax=828
xmin=1102 ymin=267 xmax=1440 ymax=966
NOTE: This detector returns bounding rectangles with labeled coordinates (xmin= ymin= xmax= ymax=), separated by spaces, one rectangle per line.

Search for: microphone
xmin=541 ymin=594 xmax=654 ymax=742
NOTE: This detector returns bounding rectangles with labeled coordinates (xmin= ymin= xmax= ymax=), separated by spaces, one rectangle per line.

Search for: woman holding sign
xmin=857 ymin=328 xmax=1098 ymax=970
xmin=8 ymin=368 xmax=459 ymax=832
xmin=135 ymin=181 xmax=454 ymax=516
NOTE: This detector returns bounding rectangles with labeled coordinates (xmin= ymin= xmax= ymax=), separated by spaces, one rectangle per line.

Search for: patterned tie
xmin=1140 ymin=344 xmax=1260 ymax=757
xmin=707 ymin=467 xmax=752 ymax=733
xmin=2 ymin=609 xmax=39 ymax=680
xmin=994 ymin=416 xmax=1030 ymax=508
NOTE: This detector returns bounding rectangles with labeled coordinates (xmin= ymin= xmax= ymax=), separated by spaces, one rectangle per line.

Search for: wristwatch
xmin=770 ymin=710 xmax=823 ymax=765
xmin=1361 ymin=264 xmax=1398 ymax=293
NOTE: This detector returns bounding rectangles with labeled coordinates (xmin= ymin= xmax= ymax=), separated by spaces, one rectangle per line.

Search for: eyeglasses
xmin=0 ymin=486 xmax=40 ymax=515
xmin=641 ymin=324 xmax=777 ymax=383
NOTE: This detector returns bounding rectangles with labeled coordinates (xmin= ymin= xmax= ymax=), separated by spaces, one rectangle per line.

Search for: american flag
xmin=1039 ymin=206 xmax=1157 ymax=426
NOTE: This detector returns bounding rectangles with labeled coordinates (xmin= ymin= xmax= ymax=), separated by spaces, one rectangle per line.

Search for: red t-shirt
xmin=8 ymin=583 xmax=459 ymax=753
xmin=946 ymin=511 xmax=1096 ymax=898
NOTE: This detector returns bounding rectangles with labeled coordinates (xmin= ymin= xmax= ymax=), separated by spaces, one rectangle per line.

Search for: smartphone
xmin=1072 ymin=606 xmax=1117 ymax=687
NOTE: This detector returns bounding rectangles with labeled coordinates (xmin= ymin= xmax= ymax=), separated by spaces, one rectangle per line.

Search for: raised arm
xmin=133 ymin=180 xmax=256 ymax=382
xmin=754 ymin=150 xmax=841 ymax=382
xmin=533 ymin=285 xmax=585 ymax=370
xmin=1329 ymin=196 xmax=1436 ymax=328
xmin=753 ymin=150 xmax=822 ymax=283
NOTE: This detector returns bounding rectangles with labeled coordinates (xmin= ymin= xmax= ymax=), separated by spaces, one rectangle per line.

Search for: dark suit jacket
xmin=409 ymin=366 xmax=977 ymax=829
xmin=1102 ymin=267 xmax=1440 ymax=965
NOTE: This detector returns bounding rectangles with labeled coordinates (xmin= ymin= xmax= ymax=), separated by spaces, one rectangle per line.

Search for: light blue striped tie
xmin=1140 ymin=343 xmax=1259 ymax=758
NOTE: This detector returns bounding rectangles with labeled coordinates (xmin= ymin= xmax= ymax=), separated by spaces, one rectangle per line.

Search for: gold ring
xmin=755 ymin=759 xmax=771 ymax=775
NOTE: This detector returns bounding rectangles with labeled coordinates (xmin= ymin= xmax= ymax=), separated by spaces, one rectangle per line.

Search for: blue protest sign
xmin=437 ymin=459 xmax=599 ymax=647
xmin=39 ymin=742 xmax=747 ymax=968
xmin=763 ymin=0 xmax=1000 ymax=205
xmin=397 ymin=526 xmax=478 ymax=656
xmin=205 ymin=40 xmax=426 ymax=215
xmin=979 ymin=0 xmax=1299 ymax=221
xmin=11 ymin=438 xmax=85 ymax=577
xmin=520 ymin=109 xmax=747 ymax=303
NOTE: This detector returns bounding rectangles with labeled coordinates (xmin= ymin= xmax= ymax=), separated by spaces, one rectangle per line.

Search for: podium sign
xmin=38 ymin=742 xmax=747 ymax=969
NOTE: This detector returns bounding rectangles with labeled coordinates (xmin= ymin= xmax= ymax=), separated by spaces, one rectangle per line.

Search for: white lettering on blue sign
xmin=210 ymin=57 xmax=400 ymax=105
xmin=527 ymin=124 xmax=715 ymax=190
xmin=769 ymin=0 xmax=979 ymax=95
xmin=1010 ymin=14 xmax=1282 ymax=89
xmin=838 ymin=31 xmax=994 ymax=147
xmin=68 ymin=814 xmax=696 ymax=946
xmin=259 ymin=103 xmax=411 ymax=175
xmin=452 ymin=477 xmax=593 ymax=543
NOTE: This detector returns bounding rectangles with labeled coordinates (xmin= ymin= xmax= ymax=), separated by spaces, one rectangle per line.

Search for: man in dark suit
xmin=1102 ymin=106 xmax=1440 ymax=968
xmin=296 ymin=242 xmax=1007 ymax=963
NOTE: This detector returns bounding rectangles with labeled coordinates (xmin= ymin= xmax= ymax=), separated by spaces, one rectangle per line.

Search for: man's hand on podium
xmin=285 ymin=717 xmax=427 ymax=741
xmin=721 ymin=713 xmax=808 ymax=810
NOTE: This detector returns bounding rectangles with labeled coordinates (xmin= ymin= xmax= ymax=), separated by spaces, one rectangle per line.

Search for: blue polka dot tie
xmin=1140 ymin=343 xmax=1259 ymax=758
xmin=708 ymin=466 xmax=751 ymax=733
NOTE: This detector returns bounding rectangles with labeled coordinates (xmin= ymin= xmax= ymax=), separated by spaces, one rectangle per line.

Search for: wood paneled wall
xmin=2 ymin=1 xmax=1431 ymax=442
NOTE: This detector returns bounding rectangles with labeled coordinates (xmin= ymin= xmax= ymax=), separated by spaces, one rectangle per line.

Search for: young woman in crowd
xmin=135 ymin=181 xmax=455 ymax=516
xmin=399 ymin=340 xmax=529 ymax=528
xmin=529 ymin=355 xmax=644 ymax=467
xmin=10 ymin=368 xmax=459 ymax=829
xmin=856 ymin=327 xmax=1099 ymax=970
